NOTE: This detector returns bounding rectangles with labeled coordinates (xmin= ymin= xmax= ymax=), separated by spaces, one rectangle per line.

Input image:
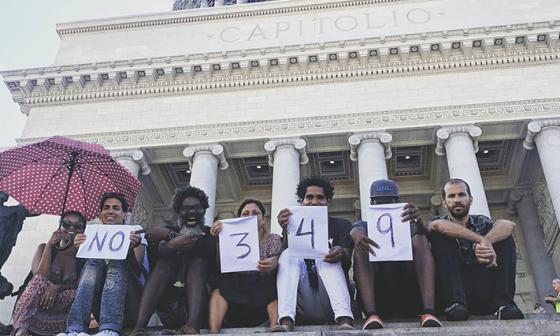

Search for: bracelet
xmin=166 ymin=230 xmax=179 ymax=241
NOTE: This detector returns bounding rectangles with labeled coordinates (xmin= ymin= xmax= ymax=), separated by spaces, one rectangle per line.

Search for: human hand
xmin=168 ymin=232 xmax=204 ymax=251
xmin=257 ymin=256 xmax=279 ymax=272
xmin=74 ymin=233 xmax=87 ymax=248
xmin=350 ymin=227 xmax=379 ymax=255
xmin=545 ymin=296 xmax=556 ymax=304
xmin=323 ymin=246 xmax=345 ymax=263
xmin=401 ymin=203 xmax=421 ymax=223
xmin=39 ymin=284 xmax=60 ymax=310
xmin=210 ymin=220 xmax=223 ymax=237
xmin=475 ymin=238 xmax=497 ymax=267
xmin=140 ymin=227 xmax=170 ymax=243
xmin=46 ymin=230 xmax=62 ymax=247
xmin=129 ymin=232 xmax=141 ymax=250
xmin=277 ymin=208 xmax=291 ymax=230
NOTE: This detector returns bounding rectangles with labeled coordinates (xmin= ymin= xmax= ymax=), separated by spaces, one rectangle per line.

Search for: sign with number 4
xmin=367 ymin=203 xmax=413 ymax=262
xmin=219 ymin=216 xmax=260 ymax=273
xmin=287 ymin=206 xmax=329 ymax=259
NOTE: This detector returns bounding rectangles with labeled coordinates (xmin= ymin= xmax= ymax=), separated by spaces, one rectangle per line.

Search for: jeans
xmin=67 ymin=259 xmax=128 ymax=333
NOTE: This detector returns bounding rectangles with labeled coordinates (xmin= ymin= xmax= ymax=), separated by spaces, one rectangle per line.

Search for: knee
xmin=493 ymin=236 xmax=516 ymax=256
xmin=189 ymin=257 xmax=208 ymax=271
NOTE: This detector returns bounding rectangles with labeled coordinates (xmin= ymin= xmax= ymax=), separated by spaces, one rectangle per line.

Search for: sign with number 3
xmin=287 ymin=206 xmax=329 ymax=259
xmin=219 ymin=216 xmax=260 ymax=273
xmin=367 ymin=203 xmax=413 ymax=262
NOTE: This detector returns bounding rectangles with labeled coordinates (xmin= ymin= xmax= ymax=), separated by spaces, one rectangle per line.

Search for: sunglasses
xmin=61 ymin=220 xmax=85 ymax=232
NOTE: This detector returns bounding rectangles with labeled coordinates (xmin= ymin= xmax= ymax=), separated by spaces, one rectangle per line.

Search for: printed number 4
xmin=230 ymin=232 xmax=251 ymax=259
xmin=296 ymin=218 xmax=315 ymax=249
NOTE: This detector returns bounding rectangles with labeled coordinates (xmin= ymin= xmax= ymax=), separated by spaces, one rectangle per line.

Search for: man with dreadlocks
xmin=129 ymin=186 xmax=216 ymax=335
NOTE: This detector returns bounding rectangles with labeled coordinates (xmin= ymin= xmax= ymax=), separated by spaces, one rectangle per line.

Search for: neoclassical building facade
xmin=1 ymin=0 xmax=560 ymax=321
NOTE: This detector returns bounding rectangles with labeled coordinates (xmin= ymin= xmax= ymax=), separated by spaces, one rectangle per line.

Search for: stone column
xmin=348 ymin=132 xmax=392 ymax=220
xmin=183 ymin=144 xmax=228 ymax=226
xmin=524 ymin=119 xmax=560 ymax=227
xmin=507 ymin=189 xmax=557 ymax=312
xmin=430 ymin=194 xmax=446 ymax=216
xmin=112 ymin=150 xmax=151 ymax=224
xmin=436 ymin=125 xmax=490 ymax=217
xmin=265 ymin=138 xmax=308 ymax=234
xmin=112 ymin=149 xmax=151 ymax=177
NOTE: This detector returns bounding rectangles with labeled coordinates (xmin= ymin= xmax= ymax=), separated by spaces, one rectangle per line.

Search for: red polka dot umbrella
xmin=0 ymin=136 xmax=143 ymax=221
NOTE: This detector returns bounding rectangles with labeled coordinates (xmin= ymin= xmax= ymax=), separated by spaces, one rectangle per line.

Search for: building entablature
xmin=2 ymin=26 xmax=559 ymax=115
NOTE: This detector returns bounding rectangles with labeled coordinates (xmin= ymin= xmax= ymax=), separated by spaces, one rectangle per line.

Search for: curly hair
xmin=172 ymin=185 xmax=210 ymax=213
xmin=99 ymin=192 xmax=129 ymax=213
xmin=296 ymin=176 xmax=334 ymax=202
xmin=237 ymin=198 xmax=266 ymax=217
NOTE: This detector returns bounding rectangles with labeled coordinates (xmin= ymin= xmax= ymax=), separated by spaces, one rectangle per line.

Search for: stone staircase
xmin=142 ymin=314 xmax=560 ymax=335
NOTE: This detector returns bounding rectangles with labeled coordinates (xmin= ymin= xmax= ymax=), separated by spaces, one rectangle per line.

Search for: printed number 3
xmin=230 ymin=232 xmax=251 ymax=259
xmin=296 ymin=218 xmax=315 ymax=249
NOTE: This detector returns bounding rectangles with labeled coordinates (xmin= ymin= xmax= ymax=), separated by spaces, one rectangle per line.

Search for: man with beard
xmin=129 ymin=186 xmax=216 ymax=336
xmin=427 ymin=178 xmax=523 ymax=321
xmin=272 ymin=177 xmax=354 ymax=332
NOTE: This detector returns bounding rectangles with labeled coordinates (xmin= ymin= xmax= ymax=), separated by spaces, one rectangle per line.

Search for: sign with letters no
xmin=219 ymin=216 xmax=260 ymax=273
xmin=287 ymin=206 xmax=329 ymax=259
xmin=76 ymin=224 xmax=143 ymax=260
xmin=367 ymin=203 xmax=412 ymax=262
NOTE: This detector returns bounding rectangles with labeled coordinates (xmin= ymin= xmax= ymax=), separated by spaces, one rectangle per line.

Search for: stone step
xmin=141 ymin=314 xmax=560 ymax=335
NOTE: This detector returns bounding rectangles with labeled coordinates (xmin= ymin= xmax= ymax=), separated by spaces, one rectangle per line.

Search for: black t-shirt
xmin=327 ymin=216 xmax=353 ymax=249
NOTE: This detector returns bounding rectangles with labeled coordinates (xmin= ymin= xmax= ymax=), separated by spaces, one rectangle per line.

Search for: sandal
xmin=175 ymin=325 xmax=199 ymax=335
xmin=127 ymin=329 xmax=145 ymax=336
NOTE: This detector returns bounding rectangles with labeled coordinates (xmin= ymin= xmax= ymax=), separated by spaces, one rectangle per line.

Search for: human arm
xmin=427 ymin=218 xmax=486 ymax=243
xmin=158 ymin=232 xmax=203 ymax=257
xmin=34 ymin=231 xmax=62 ymax=277
xmin=484 ymin=219 xmax=516 ymax=244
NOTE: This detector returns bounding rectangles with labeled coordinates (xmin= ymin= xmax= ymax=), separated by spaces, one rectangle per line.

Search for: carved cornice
xmin=56 ymin=0 xmax=410 ymax=36
xmin=523 ymin=118 xmax=560 ymax=150
xmin=3 ymin=29 xmax=560 ymax=115
xmin=264 ymin=138 xmax=308 ymax=166
xmin=183 ymin=144 xmax=229 ymax=170
xmin=14 ymin=98 xmax=560 ymax=149
xmin=348 ymin=131 xmax=392 ymax=160
xmin=111 ymin=149 xmax=151 ymax=175
xmin=435 ymin=125 xmax=482 ymax=156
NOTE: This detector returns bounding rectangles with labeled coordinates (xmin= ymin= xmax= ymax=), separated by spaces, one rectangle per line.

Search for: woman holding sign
xmin=11 ymin=211 xmax=86 ymax=336
xmin=208 ymin=199 xmax=283 ymax=332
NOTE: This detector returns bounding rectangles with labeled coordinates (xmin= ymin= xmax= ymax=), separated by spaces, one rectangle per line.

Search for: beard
xmin=449 ymin=204 xmax=470 ymax=220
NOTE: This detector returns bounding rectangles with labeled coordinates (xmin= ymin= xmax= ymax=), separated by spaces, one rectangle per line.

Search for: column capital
xmin=523 ymin=118 xmax=560 ymax=150
xmin=264 ymin=138 xmax=308 ymax=166
xmin=182 ymin=144 xmax=229 ymax=170
xmin=348 ymin=131 xmax=392 ymax=161
xmin=435 ymin=125 xmax=482 ymax=156
xmin=506 ymin=188 xmax=534 ymax=214
xmin=111 ymin=149 xmax=151 ymax=175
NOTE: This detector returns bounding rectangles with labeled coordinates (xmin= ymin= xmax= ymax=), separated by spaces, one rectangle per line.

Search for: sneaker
xmin=444 ymin=302 xmax=469 ymax=321
xmin=495 ymin=305 xmax=524 ymax=320
xmin=94 ymin=330 xmax=119 ymax=336
xmin=362 ymin=314 xmax=384 ymax=330
xmin=56 ymin=331 xmax=88 ymax=336
xmin=419 ymin=312 xmax=443 ymax=327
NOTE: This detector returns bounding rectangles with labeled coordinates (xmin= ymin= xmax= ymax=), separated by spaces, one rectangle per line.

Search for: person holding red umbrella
xmin=58 ymin=193 xmax=143 ymax=336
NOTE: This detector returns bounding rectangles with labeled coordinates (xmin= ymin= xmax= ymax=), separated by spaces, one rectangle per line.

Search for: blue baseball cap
xmin=369 ymin=179 xmax=399 ymax=198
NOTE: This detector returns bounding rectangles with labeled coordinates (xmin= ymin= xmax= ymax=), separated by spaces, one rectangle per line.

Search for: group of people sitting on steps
xmin=7 ymin=176 xmax=525 ymax=336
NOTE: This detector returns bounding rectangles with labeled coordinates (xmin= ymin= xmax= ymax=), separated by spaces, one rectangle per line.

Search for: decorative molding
xmin=435 ymin=125 xmax=482 ymax=156
xmin=14 ymin=99 xmax=560 ymax=149
xmin=3 ymin=31 xmax=560 ymax=114
xmin=56 ymin=0 xmax=410 ymax=36
xmin=348 ymin=131 xmax=392 ymax=160
xmin=264 ymin=138 xmax=308 ymax=166
xmin=533 ymin=169 xmax=559 ymax=255
xmin=111 ymin=149 xmax=151 ymax=175
xmin=182 ymin=144 xmax=229 ymax=170
xmin=506 ymin=188 xmax=533 ymax=214
xmin=523 ymin=118 xmax=560 ymax=150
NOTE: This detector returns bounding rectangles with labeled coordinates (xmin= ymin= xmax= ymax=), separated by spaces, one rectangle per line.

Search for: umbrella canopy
xmin=0 ymin=136 xmax=143 ymax=221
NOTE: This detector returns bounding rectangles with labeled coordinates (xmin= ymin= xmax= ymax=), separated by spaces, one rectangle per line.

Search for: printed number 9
xmin=377 ymin=213 xmax=395 ymax=248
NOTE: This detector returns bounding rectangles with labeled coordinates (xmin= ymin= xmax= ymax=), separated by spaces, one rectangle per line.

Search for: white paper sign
xmin=367 ymin=203 xmax=413 ymax=262
xmin=287 ymin=206 xmax=329 ymax=259
xmin=219 ymin=216 xmax=260 ymax=273
xmin=76 ymin=224 xmax=143 ymax=260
